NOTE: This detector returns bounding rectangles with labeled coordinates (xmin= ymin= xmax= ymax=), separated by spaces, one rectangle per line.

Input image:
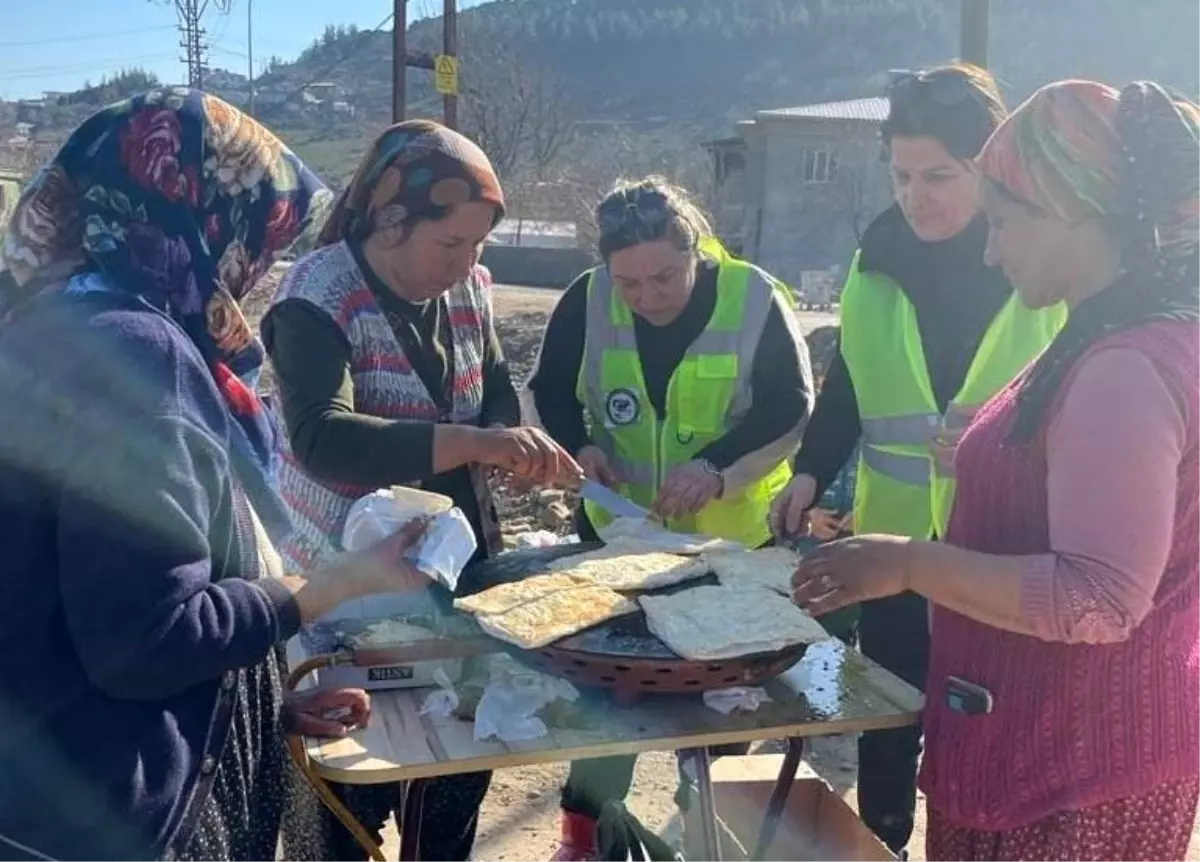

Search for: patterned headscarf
xmin=978 ymin=79 xmax=1200 ymax=442
xmin=319 ymin=119 xmax=503 ymax=247
xmin=0 ymin=88 xmax=332 ymax=534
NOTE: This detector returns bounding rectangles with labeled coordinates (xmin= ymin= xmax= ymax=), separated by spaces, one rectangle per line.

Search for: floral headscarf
xmin=0 ymin=88 xmax=332 ymax=535
xmin=978 ymin=79 xmax=1200 ymax=442
xmin=318 ymin=119 xmax=503 ymax=246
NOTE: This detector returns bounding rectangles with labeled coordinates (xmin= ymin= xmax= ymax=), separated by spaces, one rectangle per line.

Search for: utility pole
xmin=442 ymin=0 xmax=457 ymax=129
xmin=170 ymin=0 xmax=232 ymax=90
xmin=391 ymin=0 xmax=458 ymax=126
xmin=393 ymin=0 xmax=407 ymax=122
xmin=959 ymin=0 xmax=990 ymax=68
xmin=246 ymin=0 xmax=255 ymax=115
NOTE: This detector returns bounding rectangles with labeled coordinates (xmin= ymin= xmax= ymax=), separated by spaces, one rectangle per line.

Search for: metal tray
xmin=452 ymin=543 xmax=808 ymax=699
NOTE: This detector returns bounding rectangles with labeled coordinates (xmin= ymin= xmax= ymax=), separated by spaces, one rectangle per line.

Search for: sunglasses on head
xmin=596 ymin=188 xmax=673 ymax=235
xmin=886 ymin=69 xmax=981 ymax=109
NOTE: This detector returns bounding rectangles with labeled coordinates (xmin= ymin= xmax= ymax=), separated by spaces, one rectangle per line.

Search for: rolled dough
xmin=705 ymin=547 xmax=802 ymax=595
xmin=596 ymin=517 xmax=743 ymax=555
xmin=639 ymin=584 xmax=830 ymax=661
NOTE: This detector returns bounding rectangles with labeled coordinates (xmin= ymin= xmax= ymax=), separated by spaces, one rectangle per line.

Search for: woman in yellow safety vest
xmin=527 ymin=176 xmax=814 ymax=860
xmin=770 ymin=63 xmax=1065 ymax=856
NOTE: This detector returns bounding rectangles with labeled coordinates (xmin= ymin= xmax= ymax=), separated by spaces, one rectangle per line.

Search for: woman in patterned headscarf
xmin=791 ymin=79 xmax=1199 ymax=860
xmin=263 ymin=120 xmax=582 ymax=861
xmin=0 ymin=90 xmax=433 ymax=861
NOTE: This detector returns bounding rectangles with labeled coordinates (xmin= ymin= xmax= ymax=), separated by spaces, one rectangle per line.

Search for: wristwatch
xmin=697 ymin=458 xmax=725 ymax=499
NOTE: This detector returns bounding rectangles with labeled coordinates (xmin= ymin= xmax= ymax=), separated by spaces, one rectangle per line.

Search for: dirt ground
xmin=248 ymin=270 xmax=1199 ymax=860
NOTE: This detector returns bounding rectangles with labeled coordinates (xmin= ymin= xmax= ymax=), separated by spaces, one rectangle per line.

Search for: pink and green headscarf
xmin=979 ymin=79 xmax=1199 ymax=264
xmin=978 ymin=79 xmax=1199 ymax=442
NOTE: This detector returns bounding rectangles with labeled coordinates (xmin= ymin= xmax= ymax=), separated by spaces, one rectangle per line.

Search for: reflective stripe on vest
xmin=860 ymin=443 xmax=932 ymax=487
xmin=840 ymin=253 xmax=1066 ymax=538
xmin=860 ymin=413 xmax=942 ymax=447
xmin=575 ymin=252 xmax=791 ymax=547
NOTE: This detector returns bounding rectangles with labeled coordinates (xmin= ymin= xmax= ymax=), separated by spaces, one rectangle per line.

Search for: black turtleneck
xmin=793 ymin=204 xmax=1012 ymax=494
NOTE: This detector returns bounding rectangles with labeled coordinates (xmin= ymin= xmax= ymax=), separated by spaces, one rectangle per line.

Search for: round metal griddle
xmin=450 ymin=543 xmax=808 ymax=700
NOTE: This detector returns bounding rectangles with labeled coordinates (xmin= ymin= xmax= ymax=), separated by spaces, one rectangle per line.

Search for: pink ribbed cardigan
xmin=919 ymin=321 xmax=1200 ymax=830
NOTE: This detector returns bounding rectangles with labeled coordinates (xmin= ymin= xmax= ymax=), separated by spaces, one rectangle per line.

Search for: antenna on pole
xmin=162 ymin=0 xmax=232 ymax=90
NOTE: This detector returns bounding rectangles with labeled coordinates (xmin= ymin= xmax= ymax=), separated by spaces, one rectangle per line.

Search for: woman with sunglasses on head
xmin=262 ymin=121 xmax=582 ymax=861
xmin=769 ymin=62 xmax=1066 ymax=856
xmin=527 ymin=175 xmax=814 ymax=860
xmin=792 ymin=78 xmax=1200 ymax=862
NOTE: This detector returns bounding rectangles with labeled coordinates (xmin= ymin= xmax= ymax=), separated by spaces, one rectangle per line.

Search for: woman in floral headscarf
xmin=0 ymin=89 xmax=431 ymax=861
xmin=791 ymin=79 xmax=1199 ymax=861
xmin=263 ymin=120 xmax=582 ymax=862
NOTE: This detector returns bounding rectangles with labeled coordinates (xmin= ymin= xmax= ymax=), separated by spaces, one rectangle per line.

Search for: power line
xmin=279 ymin=12 xmax=394 ymax=103
xmin=0 ymin=55 xmax=180 ymax=83
xmin=173 ymin=0 xmax=233 ymax=89
xmin=0 ymin=25 xmax=176 ymax=49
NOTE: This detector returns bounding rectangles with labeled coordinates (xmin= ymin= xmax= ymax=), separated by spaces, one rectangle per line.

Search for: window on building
xmin=801 ymin=148 xmax=840 ymax=183
xmin=715 ymin=148 xmax=747 ymax=185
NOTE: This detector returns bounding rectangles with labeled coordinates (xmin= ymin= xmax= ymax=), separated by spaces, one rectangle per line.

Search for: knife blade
xmin=579 ymin=479 xmax=652 ymax=520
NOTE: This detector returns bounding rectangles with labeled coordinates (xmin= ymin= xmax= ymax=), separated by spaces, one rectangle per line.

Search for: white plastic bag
xmin=419 ymin=668 xmax=461 ymax=717
xmin=512 ymin=530 xmax=572 ymax=549
xmin=343 ymin=487 xmax=477 ymax=593
xmin=703 ymin=686 xmax=773 ymax=715
xmin=474 ymin=655 xmax=579 ymax=743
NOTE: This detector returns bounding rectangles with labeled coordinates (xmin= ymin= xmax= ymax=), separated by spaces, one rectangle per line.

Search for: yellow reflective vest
xmin=575 ymin=241 xmax=793 ymax=547
xmin=839 ymin=251 xmax=1066 ymax=538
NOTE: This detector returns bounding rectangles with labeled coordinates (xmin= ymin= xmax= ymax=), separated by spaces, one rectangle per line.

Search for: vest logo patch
xmin=605 ymin=388 xmax=641 ymax=426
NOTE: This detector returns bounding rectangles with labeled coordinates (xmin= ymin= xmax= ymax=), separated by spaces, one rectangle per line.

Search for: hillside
xmin=252 ymin=0 xmax=1199 ymax=129
xmin=6 ymin=0 xmax=1197 ymax=200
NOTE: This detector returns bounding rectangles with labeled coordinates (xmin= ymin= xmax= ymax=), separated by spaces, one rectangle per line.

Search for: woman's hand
xmin=283 ymin=688 xmax=371 ymax=738
xmin=652 ymin=460 xmax=722 ymax=520
xmin=577 ymin=444 xmax=620 ymax=488
xmin=476 ymin=426 xmax=584 ymax=488
xmin=791 ymin=534 xmax=914 ymax=616
xmin=930 ymin=427 xmax=965 ymax=478
xmin=770 ymin=473 xmax=819 ymax=539
xmin=808 ymin=508 xmax=849 ymax=541
xmin=290 ymin=517 xmax=432 ymax=623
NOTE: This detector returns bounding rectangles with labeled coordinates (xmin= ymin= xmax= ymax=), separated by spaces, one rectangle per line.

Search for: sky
xmin=0 ymin=0 xmax=488 ymax=100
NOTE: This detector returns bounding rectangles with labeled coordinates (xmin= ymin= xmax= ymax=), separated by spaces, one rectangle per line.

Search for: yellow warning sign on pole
xmin=434 ymin=54 xmax=458 ymax=95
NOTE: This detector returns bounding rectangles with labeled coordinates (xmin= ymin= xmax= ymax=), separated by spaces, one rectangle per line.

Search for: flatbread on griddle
xmin=639 ymin=584 xmax=830 ymax=661
xmin=453 ymin=572 xmax=594 ymax=617
xmin=474 ymin=585 xmax=638 ymax=649
xmin=705 ymin=547 xmax=802 ymax=595
xmin=596 ymin=517 xmax=743 ymax=555
xmin=546 ymin=543 xmax=710 ymax=591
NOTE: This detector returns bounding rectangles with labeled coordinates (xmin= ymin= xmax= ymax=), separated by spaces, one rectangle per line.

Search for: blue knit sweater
xmin=0 ymin=291 xmax=299 ymax=859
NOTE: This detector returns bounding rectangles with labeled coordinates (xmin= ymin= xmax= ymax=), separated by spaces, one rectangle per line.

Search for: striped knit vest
xmin=272 ymin=241 xmax=495 ymax=570
xmin=919 ymin=321 xmax=1200 ymax=830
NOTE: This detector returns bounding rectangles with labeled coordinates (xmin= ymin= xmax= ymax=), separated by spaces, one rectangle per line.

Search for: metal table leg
xmin=750 ymin=737 xmax=804 ymax=861
xmin=682 ymin=746 xmax=722 ymax=862
xmin=398 ymin=778 xmax=428 ymax=862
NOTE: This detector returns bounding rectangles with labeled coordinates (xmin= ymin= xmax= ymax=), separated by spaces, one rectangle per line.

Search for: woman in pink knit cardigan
xmin=792 ymin=79 xmax=1199 ymax=861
